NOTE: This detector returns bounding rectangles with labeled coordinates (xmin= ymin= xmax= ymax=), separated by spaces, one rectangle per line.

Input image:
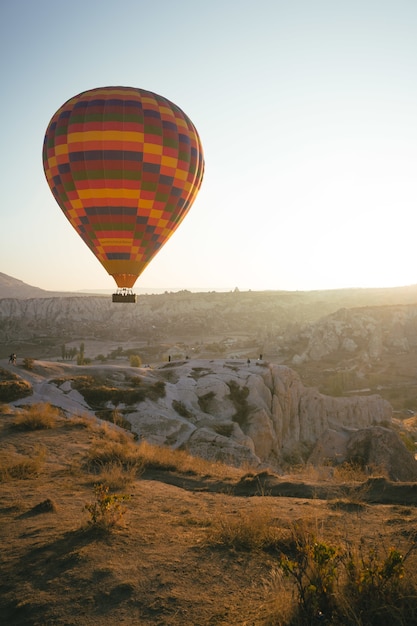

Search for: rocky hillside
xmin=286 ymin=303 xmax=417 ymax=363
xmin=6 ymin=357 xmax=414 ymax=480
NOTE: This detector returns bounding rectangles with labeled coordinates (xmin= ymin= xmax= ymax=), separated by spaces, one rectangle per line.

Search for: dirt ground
xmin=2 ymin=404 xmax=417 ymax=626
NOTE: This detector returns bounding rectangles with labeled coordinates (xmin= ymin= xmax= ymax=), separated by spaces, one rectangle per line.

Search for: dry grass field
xmin=2 ymin=403 xmax=417 ymax=625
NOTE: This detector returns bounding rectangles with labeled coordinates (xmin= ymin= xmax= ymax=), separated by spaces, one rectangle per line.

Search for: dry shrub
xmin=287 ymin=463 xmax=335 ymax=482
xmin=136 ymin=439 xmax=242 ymax=479
xmin=66 ymin=413 xmax=97 ymax=430
xmin=95 ymin=421 xmax=132 ymax=442
xmin=11 ymin=403 xmax=59 ymax=430
xmin=86 ymin=436 xmax=145 ymax=479
xmin=96 ymin=461 xmax=138 ymax=489
xmin=332 ymin=461 xmax=387 ymax=483
xmin=86 ymin=429 xmax=243 ymax=483
xmin=205 ymin=502 xmax=285 ymax=551
xmin=0 ymin=445 xmax=46 ymax=481
xmin=0 ymin=378 xmax=32 ymax=402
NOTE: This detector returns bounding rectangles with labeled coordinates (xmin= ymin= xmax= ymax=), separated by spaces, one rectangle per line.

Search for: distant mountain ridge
xmin=0 ymin=273 xmax=51 ymax=298
xmin=0 ymin=273 xmax=91 ymax=299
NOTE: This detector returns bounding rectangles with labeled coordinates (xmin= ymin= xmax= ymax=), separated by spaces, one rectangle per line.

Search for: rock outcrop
xmin=5 ymin=357 xmax=406 ymax=475
xmin=307 ymin=426 xmax=417 ymax=481
xmin=124 ymin=359 xmax=392 ymax=469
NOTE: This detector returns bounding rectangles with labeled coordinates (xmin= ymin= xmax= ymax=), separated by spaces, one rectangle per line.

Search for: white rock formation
xmin=4 ymin=357 xmax=393 ymax=472
xmin=125 ymin=359 xmax=392 ymax=469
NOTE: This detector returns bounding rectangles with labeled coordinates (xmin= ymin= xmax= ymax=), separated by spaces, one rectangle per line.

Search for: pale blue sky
xmin=1 ymin=0 xmax=417 ymax=292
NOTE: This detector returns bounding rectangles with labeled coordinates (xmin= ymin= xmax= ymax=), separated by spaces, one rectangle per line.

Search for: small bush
xmin=84 ymin=483 xmax=130 ymax=531
xmin=129 ymin=354 xmax=142 ymax=367
xmin=279 ymin=530 xmax=341 ymax=623
xmin=22 ymin=357 xmax=35 ymax=370
xmin=11 ymin=403 xmax=59 ymax=430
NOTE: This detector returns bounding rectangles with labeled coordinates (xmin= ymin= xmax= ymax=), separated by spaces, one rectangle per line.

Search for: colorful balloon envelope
xmin=43 ymin=86 xmax=204 ymax=297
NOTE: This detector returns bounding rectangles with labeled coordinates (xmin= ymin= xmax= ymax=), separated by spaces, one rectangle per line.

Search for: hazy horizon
xmin=3 ymin=270 xmax=417 ymax=297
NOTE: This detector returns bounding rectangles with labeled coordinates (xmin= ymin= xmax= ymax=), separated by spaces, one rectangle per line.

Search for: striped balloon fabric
xmin=43 ymin=86 xmax=204 ymax=289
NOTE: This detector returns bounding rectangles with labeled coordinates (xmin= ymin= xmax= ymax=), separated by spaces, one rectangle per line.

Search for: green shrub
xmin=279 ymin=532 xmax=341 ymax=623
xmin=343 ymin=543 xmax=415 ymax=625
xmin=275 ymin=525 xmax=417 ymax=626
xmin=129 ymin=354 xmax=142 ymax=367
xmin=84 ymin=483 xmax=130 ymax=531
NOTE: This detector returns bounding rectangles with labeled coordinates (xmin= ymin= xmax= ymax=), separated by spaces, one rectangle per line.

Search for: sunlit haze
xmin=1 ymin=0 xmax=417 ymax=293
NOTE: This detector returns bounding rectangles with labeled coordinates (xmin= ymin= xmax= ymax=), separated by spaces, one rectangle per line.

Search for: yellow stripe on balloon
xmin=67 ymin=131 xmax=145 ymax=144
xmin=55 ymin=144 xmax=69 ymax=156
xmin=144 ymin=143 xmax=162 ymax=155
xmin=99 ymin=238 xmax=134 ymax=246
xmin=174 ymin=169 xmax=188 ymax=181
xmin=77 ymin=188 xmax=139 ymax=199
xmin=161 ymin=156 xmax=178 ymax=168
xmin=136 ymin=199 xmax=153 ymax=209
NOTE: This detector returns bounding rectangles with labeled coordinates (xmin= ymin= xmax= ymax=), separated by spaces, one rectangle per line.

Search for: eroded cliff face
xmin=124 ymin=360 xmax=392 ymax=469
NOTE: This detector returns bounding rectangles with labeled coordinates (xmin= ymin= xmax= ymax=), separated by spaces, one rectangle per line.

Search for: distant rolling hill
xmin=0 ymin=273 xmax=90 ymax=299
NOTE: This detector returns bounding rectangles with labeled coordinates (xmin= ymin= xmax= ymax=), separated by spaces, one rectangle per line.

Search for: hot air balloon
xmin=43 ymin=86 xmax=204 ymax=302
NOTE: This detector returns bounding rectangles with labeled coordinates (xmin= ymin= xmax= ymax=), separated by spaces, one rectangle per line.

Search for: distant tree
xmin=129 ymin=354 xmax=142 ymax=367
xmin=22 ymin=357 xmax=34 ymax=370
xmin=77 ymin=342 xmax=85 ymax=365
